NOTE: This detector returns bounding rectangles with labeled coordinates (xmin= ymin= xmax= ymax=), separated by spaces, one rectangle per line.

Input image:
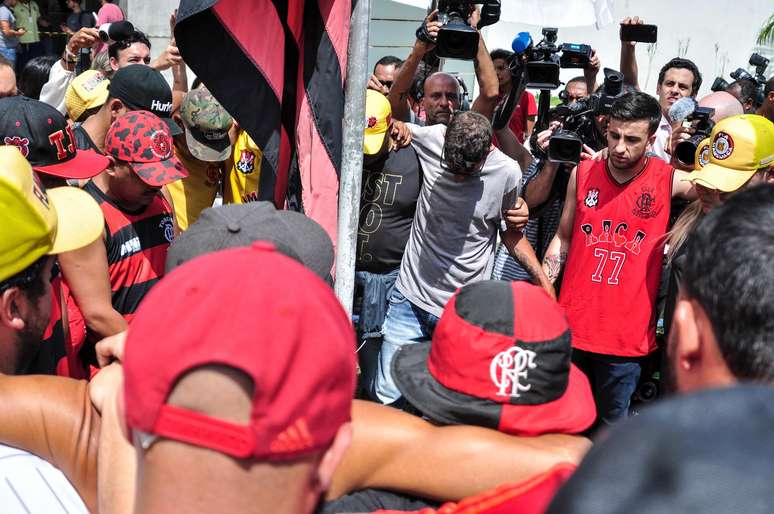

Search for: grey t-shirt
xmin=0 ymin=5 xmax=18 ymax=49
xmin=396 ymin=123 xmax=522 ymax=316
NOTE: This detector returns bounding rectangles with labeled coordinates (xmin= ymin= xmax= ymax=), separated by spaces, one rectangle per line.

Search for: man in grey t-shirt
xmin=375 ymin=111 xmax=553 ymax=405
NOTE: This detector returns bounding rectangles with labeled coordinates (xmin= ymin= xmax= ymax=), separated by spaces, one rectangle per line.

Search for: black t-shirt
xmin=66 ymin=11 xmax=95 ymax=32
xmin=356 ymin=145 xmax=422 ymax=273
xmin=72 ymin=123 xmax=102 ymax=153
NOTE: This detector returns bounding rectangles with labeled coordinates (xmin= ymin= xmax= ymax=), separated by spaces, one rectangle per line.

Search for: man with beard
xmin=0 ymin=145 xmax=103 ymax=512
xmin=542 ymin=92 xmax=695 ymax=426
xmin=58 ymin=111 xmax=186 ymax=352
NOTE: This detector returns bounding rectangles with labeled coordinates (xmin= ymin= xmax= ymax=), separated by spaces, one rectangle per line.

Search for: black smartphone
xmin=620 ymin=24 xmax=658 ymax=43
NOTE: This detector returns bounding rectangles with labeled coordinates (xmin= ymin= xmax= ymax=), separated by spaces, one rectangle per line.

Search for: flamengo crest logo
xmin=712 ymin=132 xmax=734 ymax=160
xmin=4 ymin=136 xmax=30 ymax=157
xmin=584 ymin=188 xmax=599 ymax=208
xmin=490 ymin=346 xmax=537 ymax=398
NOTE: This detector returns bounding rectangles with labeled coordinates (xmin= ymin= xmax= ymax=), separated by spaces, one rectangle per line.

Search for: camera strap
xmin=416 ymin=24 xmax=436 ymax=44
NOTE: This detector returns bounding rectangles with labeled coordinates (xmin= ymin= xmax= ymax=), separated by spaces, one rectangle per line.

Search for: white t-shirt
xmin=650 ymin=114 xmax=672 ymax=162
xmin=396 ymin=123 xmax=522 ymax=316
xmin=0 ymin=444 xmax=88 ymax=513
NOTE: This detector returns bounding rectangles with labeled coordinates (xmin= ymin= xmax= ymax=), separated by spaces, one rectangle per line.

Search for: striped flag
xmin=175 ymin=0 xmax=351 ymax=245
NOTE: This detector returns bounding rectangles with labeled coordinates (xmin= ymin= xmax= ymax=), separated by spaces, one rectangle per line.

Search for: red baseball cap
xmin=393 ymin=281 xmax=595 ymax=436
xmin=104 ymin=110 xmax=188 ymax=187
xmin=123 ymin=242 xmax=357 ymax=460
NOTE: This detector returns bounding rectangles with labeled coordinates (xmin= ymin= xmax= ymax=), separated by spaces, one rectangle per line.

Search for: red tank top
xmin=84 ymin=181 xmax=173 ymax=324
xmin=559 ymin=157 xmax=673 ymax=357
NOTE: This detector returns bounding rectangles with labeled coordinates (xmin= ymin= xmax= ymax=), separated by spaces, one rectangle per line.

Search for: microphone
xmin=99 ymin=21 xmax=135 ymax=44
xmin=511 ymin=32 xmax=533 ymax=55
xmin=668 ymin=96 xmax=697 ymax=124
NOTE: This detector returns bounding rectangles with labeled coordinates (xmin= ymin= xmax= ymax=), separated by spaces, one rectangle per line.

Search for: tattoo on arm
xmin=544 ymin=251 xmax=567 ymax=283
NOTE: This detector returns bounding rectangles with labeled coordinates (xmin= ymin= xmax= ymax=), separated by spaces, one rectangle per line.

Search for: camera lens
xmin=674 ymin=134 xmax=707 ymax=166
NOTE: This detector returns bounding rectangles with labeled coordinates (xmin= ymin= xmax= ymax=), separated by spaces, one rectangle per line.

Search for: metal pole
xmin=334 ymin=0 xmax=371 ymax=315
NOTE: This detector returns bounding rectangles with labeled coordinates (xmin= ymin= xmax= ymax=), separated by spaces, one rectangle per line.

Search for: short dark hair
xmin=18 ymin=56 xmax=58 ymax=100
xmin=567 ymin=76 xmax=586 ymax=86
xmin=0 ymin=256 xmax=49 ymax=301
xmin=729 ymin=78 xmax=761 ymax=108
xmin=681 ymin=184 xmax=774 ymax=382
xmin=657 ymin=57 xmax=702 ymax=96
xmin=373 ymin=55 xmax=402 ymax=73
xmin=442 ymin=111 xmax=492 ymax=175
xmin=108 ymin=30 xmax=151 ymax=61
xmin=609 ymin=92 xmax=662 ymax=135
xmin=489 ymin=49 xmax=513 ymax=62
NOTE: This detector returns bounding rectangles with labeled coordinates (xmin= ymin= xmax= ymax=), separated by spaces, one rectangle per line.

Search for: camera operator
xmin=669 ymin=91 xmax=743 ymax=171
xmin=759 ymin=75 xmax=774 ymax=124
xmin=491 ymin=48 xmax=536 ymax=143
xmin=619 ymin=17 xmax=702 ymax=162
xmin=726 ymin=78 xmax=762 ymax=114
xmin=387 ymin=8 xmax=499 ymax=126
xmin=368 ymin=55 xmax=402 ymax=96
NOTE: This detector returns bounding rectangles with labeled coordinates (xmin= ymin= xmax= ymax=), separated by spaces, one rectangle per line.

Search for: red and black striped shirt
xmin=84 ymin=181 xmax=174 ymax=323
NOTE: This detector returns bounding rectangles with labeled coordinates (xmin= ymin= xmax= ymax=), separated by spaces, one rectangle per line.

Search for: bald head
xmin=698 ymin=91 xmax=743 ymax=122
xmin=422 ymin=72 xmax=461 ymax=126
xmin=0 ymin=62 xmax=16 ymax=98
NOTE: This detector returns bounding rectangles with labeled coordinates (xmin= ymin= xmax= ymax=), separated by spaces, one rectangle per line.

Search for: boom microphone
xmin=99 ymin=21 xmax=135 ymax=44
xmin=668 ymin=96 xmax=697 ymax=124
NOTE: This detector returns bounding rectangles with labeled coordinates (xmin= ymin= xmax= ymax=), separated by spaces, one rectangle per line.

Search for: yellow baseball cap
xmin=694 ymin=137 xmax=711 ymax=171
xmin=689 ymin=115 xmax=774 ymax=192
xmin=363 ymin=89 xmax=392 ymax=155
xmin=65 ymin=70 xmax=110 ymax=122
xmin=0 ymin=146 xmax=105 ymax=282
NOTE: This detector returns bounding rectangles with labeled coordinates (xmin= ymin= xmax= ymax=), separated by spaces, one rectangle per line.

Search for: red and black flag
xmin=175 ymin=0 xmax=351 ymax=242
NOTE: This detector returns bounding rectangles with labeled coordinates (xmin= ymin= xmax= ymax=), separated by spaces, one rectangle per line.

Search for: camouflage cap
xmin=104 ymin=110 xmax=188 ymax=187
xmin=180 ymin=87 xmax=233 ymax=162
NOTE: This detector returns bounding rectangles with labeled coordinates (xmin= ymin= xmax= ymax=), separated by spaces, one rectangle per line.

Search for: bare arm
xmin=672 ymin=169 xmax=697 ymax=200
xmin=524 ymin=161 xmax=561 ymax=209
xmin=620 ymin=17 xmax=643 ymax=89
xmin=387 ymin=12 xmax=438 ymax=122
xmin=328 ymin=400 xmax=590 ymax=502
xmin=0 ymin=20 xmax=24 ymax=37
xmin=542 ymin=167 xmax=577 ymax=284
xmin=501 ymin=228 xmax=555 ymax=299
xmin=58 ymin=237 xmax=128 ymax=339
xmin=0 ymin=375 xmax=100 ymax=512
xmin=584 ymin=48 xmax=600 ymax=93
xmin=470 ymin=33 xmax=499 ymax=121
xmin=494 ymin=127 xmax=533 ymax=171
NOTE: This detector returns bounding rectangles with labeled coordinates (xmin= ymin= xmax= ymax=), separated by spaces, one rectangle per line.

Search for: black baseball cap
xmin=165 ymin=202 xmax=334 ymax=281
xmin=0 ymin=95 xmax=110 ymax=179
xmin=546 ymin=385 xmax=774 ymax=514
xmin=108 ymin=64 xmax=182 ymax=137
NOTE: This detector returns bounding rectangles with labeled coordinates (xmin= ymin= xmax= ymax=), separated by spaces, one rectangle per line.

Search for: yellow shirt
xmin=166 ymin=141 xmax=225 ymax=231
xmin=224 ymin=130 xmax=262 ymax=204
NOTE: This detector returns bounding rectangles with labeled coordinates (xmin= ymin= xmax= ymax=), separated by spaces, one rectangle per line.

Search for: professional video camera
xmin=420 ymin=0 xmax=501 ymax=60
xmin=710 ymin=53 xmax=770 ymax=105
xmin=546 ymin=68 xmax=625 ymax=165
xmin=524 ymin=28 xmax=592 ymax=90
xmin=673 ymin=107 xmax=715 ymax=166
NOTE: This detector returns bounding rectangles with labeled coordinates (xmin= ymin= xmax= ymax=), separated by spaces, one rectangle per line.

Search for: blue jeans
xmin=0 ymin=47 xmax=16 ymax=69
xmin=373 ymin=289 xmax=439 ymax=405
xmin=572 ymin=349 xmax=643 ymax=426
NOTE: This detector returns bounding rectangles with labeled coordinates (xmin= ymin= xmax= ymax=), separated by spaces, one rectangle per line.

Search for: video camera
xmin=547 ymin=68 xmax=625 ymax=165
xmin=524 ymin=28 xmax=592 ymax=90
xmin=425 ymin=0 xmax=501 ymax=60
xmin=710 ymin=53 xmax=770 ymax=106
xmin=673 ymin=107 xmax=715 ymax=166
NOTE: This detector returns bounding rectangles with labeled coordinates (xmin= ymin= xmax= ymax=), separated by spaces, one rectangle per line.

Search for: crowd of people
xmin=0 ymin=2 xmax=774 ymax=514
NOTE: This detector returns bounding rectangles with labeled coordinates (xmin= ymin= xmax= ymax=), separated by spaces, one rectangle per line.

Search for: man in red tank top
xmin=59 ymin=111 xmax=187 ymax=354
xmin=542 ymin=92 xmax=695 ymax=426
